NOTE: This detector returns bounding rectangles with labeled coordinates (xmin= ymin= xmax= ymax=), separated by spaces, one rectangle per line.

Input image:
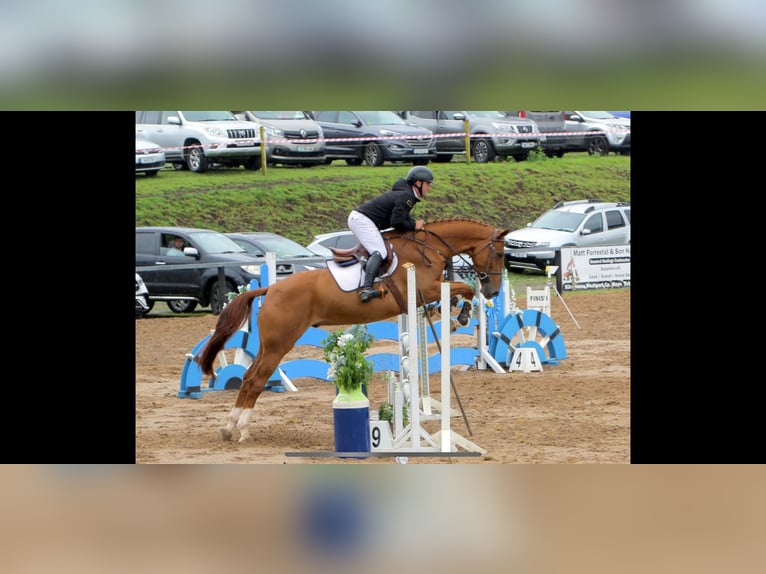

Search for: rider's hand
xmin=415 ymin=220 xmax=425 ymax=230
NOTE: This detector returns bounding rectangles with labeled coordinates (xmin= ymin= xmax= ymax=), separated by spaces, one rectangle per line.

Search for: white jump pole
xmin=406 ymin=264 xmax=422 ymax=449
xmin=440 ymin=281 xmax=451 ymax=452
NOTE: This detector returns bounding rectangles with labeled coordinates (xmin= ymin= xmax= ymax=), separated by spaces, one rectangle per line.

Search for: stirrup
xmin=359 ymin=288 xmax=382 ymax=302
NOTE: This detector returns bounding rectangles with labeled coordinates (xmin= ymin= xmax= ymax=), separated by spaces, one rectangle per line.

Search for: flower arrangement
xmin=321 ymin=324 xmax=375 ymax=395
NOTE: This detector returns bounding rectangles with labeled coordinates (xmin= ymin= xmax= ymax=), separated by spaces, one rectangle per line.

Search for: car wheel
xmin=363 ymin=143 xmax=384 ymax=166
xmin=187 ymin=145 xmax=210 ymax=172
xmin=345 ymin=158 xmax=363 ymax=166
xmin=433 ymin=155 xmax=453 ymax=163
xmin=243 ymin=157 xmax=261 ymax=170
xmin=167 ymin=300 xmax=198 ymax=313
xmin=471 ymin=138 xmax=495 ymax=163
xmin=587 ymin=136 xmax=609 ymax=156
xmin=210 ymin=280 xmax=237 ymax=316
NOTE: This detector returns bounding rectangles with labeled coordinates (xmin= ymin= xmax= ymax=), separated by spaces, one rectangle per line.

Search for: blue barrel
xmin=333 ymin=399 xmax=371 ymax=457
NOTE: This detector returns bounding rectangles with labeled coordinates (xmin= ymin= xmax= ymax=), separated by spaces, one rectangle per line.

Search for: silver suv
xmin=233 ymin=110 xmax=327 ymax=167
xmin=504 ymin=199 xmax=631 ymax=272
xmin=135 ymin=111 xmax=262 ymax=173
xmin=564 ymin=111 xmax=631 ymax=156
xmin=399 ymin=110 xmax=542 ymax=163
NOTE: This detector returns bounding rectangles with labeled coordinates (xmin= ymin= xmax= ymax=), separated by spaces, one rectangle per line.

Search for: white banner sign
xmin=560 ymin=244 xmax=630 ymax=292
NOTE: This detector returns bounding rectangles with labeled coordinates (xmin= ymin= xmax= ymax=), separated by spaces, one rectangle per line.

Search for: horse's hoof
xmin=450 ymin=319 xmax=460 ymax=332
xmin=238 ymin=435 xmax=252 ymax=444
xmin=457 ymin=315 xmax=470 ymax=326
xmin=220 ymin=428 xmax=232 ymax=441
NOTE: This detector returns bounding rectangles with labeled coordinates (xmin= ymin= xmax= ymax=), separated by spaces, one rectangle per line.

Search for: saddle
xmin=330 ymin=242 xmax=395 ymax=273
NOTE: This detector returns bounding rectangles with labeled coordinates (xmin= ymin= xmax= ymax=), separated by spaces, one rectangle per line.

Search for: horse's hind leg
xmin=222 ymin=370 xmax=267 ymax=443
xmin=221 ymin=407 xmax=241 ymax=442
xmin=223 ymin=348 xmax=286 ymax=443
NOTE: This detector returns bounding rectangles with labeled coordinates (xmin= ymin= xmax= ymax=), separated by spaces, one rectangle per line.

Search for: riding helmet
xmin=406 ymin=166 xmax=434 ymax=184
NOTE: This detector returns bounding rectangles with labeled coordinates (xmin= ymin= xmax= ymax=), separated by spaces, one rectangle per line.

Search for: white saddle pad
xmin=327 ymin=253 xmax=398 ymax=292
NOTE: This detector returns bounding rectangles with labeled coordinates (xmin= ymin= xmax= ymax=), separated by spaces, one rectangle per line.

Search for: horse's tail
xmin=195 ymin=287 xmax=268 ymax=376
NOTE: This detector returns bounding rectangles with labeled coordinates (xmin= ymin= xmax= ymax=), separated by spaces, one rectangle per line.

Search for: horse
xmin=195 ymin=218 xmax=510 ymax=442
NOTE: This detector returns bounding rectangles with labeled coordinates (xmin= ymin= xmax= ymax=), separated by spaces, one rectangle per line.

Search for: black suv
xmin=136 ymin=227 xmax=262 ymax=314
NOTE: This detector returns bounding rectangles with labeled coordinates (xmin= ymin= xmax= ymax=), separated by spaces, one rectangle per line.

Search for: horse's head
xmin=408 ymin=219 xmax=510 ymax=300
xmin=468 ymin=226 xmax=510 ymax=299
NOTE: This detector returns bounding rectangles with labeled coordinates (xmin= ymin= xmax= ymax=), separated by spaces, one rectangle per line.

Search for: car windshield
xmin=579 ymin=111 xmax=619 ymax=120
xmin=250 ymin=236 xmax=315 ymax=257
xmin=252 ymin=111 xmax=307 ymax=120
xmin=182 ymin=111 xmax=238 ymax=122
xmin=462 ymin=111 xmax=507 ymax=120
xmin=357 ymin=111 xmax=407 ymax=125
xmin=532 ymin=211 xmax=585 ymax=232
xmin=188 ymin=231 xmax=247 ymax=253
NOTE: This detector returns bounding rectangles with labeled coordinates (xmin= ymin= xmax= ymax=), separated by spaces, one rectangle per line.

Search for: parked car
xmin=505 ymin=111 xmax=567 ymax=158
xmin=136 ymin=226 xmax=262 ymax=314
xmin=135 ymin=137 xmax=166 ymax=176
xmin=233 ymin=111 xmax=326 ymax=167
xmin=309 ymin=110 xmax=436 ymax=166
xmin=135 ymin=111 xmax=262 ymax=173
xmin=504 ymin=199 xmax=631 ymax=273
xmin=307 ymin=229 xmax=474 ymax=282
xmin=135 ymin=273 xmax=150 ymax=318
xmin=306 ymin=229 xmax=362 ymax=257
xmin=225 ymin=231 xmax=327 ymax=281
xmin=563 ymin=111 xmax=631 ymax=156
xmin=398 ymin=110 xmax=542 ymax=163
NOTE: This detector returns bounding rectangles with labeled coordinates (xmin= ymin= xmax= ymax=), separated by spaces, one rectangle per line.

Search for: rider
xmin=348 ymin=165 xmax=433 ymax=302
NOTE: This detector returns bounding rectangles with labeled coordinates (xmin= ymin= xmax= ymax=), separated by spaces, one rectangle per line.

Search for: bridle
xmin=465 ymin=228 xmax=506 ymax=288
xmin=393 ymin=226 xmax=506 ymax=288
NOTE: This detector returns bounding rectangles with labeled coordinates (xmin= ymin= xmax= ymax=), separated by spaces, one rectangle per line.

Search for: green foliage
xmin=321 ymin=325 xmax=375 ymax=394
xmin=377 ymin=401 xmax=408 ymax=428
xmin=136 ymin=154 xmax=630 ymax=247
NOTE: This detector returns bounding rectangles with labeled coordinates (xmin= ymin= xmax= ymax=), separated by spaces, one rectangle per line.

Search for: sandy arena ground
xmin=136 ymin=289 xmax=630 ymax=464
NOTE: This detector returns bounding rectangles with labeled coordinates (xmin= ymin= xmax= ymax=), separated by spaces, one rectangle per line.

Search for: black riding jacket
xmin=355 ymin=179 xmax=420 ymax=231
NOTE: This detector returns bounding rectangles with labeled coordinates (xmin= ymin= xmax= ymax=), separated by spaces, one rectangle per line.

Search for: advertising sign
xmin=560 ymin=244 xmax=630 ymax=292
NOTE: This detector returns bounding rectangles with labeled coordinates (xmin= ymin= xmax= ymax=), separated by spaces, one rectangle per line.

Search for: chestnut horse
xmin=196 ymin=218 xmax=510 ymax=442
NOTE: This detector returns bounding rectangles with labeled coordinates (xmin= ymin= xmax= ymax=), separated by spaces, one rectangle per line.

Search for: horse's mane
xmin=383 ymin=218 xmax=493 ymax=239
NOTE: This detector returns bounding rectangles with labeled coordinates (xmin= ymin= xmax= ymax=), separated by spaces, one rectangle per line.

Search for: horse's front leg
xmin=447 ymin=281 xmax=475 ymax=326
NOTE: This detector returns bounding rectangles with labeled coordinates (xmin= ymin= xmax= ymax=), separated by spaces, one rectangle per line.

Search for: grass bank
xmin=136 ymin=152 xmax=630 ymax=247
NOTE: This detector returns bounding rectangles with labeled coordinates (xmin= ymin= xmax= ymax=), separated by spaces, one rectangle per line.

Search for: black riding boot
xmin=359 ymin=251 xmax=383 ymax=302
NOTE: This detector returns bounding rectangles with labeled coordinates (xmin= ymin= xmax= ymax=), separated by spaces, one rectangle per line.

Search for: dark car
xmin=505 ymin=111 xmax=567 ymax=158
xmin=136 ymin=227 xmax=262 ymax=314
xmin=310 ymin=110 xmax=436 ymax=166
xmin=225 ymin=231 xmax=327 ymax=281
xmin=233 ymin=111 xmax=327 ymax=167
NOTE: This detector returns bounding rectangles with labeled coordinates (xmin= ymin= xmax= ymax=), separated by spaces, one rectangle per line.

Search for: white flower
xmin=337 ymin=333 xmax=354 ymax=348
